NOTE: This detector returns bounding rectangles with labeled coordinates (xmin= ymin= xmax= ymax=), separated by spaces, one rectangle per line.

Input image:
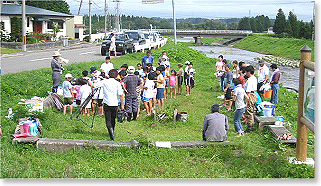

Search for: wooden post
xmin=296 ymin=45 xmax=312 ymax=162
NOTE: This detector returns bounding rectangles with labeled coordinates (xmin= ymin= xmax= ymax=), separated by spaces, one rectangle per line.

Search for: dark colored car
xmin=124 ymin=30 xmax=146 ymax=52
xmin=101 ymin=34 xmax=134 ymax=56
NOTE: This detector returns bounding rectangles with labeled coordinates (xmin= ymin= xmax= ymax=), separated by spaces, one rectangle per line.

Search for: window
xmin=0 ymin=22 xmax=5 ymax=30
xmin=27 ymin=17 xmax=29 ymax=27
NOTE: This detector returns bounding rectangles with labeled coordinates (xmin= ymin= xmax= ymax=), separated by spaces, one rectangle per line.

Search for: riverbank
xmin=233 ymin=34 xmax=315 ymax=61
xmin=1 ymin=39 xmax=314 ymax=178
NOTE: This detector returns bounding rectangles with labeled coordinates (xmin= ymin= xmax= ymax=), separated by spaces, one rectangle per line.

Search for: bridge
xmin=145 ymin=29 xmax=253 ymax=44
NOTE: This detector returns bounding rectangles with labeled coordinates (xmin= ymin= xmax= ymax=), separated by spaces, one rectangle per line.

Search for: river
xmin=177 ymin=37 xmax=299 ymax=92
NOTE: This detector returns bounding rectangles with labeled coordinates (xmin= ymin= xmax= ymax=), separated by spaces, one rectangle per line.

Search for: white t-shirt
xmin=234 ymin=85 xmax=246 ymax=109
xmin=100 ymin=62 xmax=114 ymax=74
xmin=110 ymin=36 xmax=116 ymax=48
xmin=244 ymin=75 xmax=257 ymax=93
xmin=257 ymin=64 xmax=269 ymax=83
xmin=143 ymin=79 xmax=155 ymax=99
xmin=79 ymin=84 xmax=92 ymax=99
xmin=62 ymin=80 xmax=73 ymax=98
xmin=94 ymin=78 xmax=124 ymax=106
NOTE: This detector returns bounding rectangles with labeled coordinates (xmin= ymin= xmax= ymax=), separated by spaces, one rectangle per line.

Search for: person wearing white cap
xmin=62 ymin=73 xmax=74 ymax=115
xmin=51 ymin=51 xmax=63 ymax=93
xmin=123 ymin=66 xmax=140 ymax=121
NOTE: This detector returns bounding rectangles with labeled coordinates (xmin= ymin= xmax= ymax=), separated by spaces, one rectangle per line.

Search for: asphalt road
xmin=1 ymin=44 xmax=105 ymax=75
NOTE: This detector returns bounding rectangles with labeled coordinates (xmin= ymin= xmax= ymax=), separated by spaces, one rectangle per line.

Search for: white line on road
xmin=80 ymin=51 xmax=95 ymax=55
xmin=30 ymin=57 xmax=52 ymax=62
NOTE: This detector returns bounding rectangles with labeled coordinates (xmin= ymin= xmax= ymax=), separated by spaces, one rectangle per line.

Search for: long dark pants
xmin=103 ymin=104 xmax=118 ymax=140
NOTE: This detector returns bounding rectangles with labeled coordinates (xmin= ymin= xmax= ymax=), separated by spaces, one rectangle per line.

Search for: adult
xmin=270 ymin=64 xmax=281 ymax=104
xmin=215 ymin=55 xmax=225 ymax=91
xmin=94 ymin=69 xmax=124 ymax=140
xmin=158 ymin=51 xmax=170 ymax=67
xmin=51 ymin=51 xmax=64 ymax=93
xmin=202 ymin=104 xmax=229 ymax=142
xmin=223 ymin=64 xmax=233 ymax=111
xmin=123 ymin=66 xmax=140 ymax=121
xmin=108 ymin=33 xmax=116 ymax=57
xmin=141 ymin=50 xmax=154 ymax=68
xmin=100 ymin=56 xmax=114 ymax=77
xmin=244 ymin=65 xmax=257 ymax=132
xmin=257 ymin=60 xmax=269 ymax=100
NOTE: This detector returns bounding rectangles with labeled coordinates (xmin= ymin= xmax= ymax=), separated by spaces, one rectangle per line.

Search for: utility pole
xmin=78 ymin=0 xmax=83 ymax=15
xmin=22 ymin=0 xmax=27 ymax=51
xmin=312 ymin=0 xmax=315 ymax=41
xmin=104 ymin=0 xmax=108 ymax=36
xmin=89 ymin=0 xmax=92 ymax=42
xmin=114 ymin=0 xmax=120 ymax=32
xmin=172 ymin=0 xmax=177 ymax=44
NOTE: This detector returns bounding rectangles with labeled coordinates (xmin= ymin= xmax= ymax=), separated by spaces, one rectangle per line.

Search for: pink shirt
xmin=169 ymin=75 xmax=177 ymax=86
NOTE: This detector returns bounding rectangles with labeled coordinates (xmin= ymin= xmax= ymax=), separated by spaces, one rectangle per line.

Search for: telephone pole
xmin=104 ymin=0 xmax=108 ymax=36
xmin=172 ymin=0 xmax=177 ymax=44
xmin=22 ymin=0 xmax=27 ymax=51
xmin=89 ymin=0 xmax=92 ymax=42
xmin=114 ymin=0 xmax=120 ymax=32
xmin=78 ymin=0 xmax=83 ymax=15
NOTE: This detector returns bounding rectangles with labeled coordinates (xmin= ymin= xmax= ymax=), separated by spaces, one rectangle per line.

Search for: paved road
xmin=1 ymin=44 xmax=105 ymax=75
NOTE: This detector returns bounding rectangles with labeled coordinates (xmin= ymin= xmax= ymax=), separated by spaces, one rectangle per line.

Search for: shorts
xmin=178 ymin=76 xmax=183 ymax=86
xmin=109 ymin=46 xmax=116 ymax=51
xmin=81 ymin=98 xmax=92 ymax=109
xmin=118 ymin=97 xmax=125 ymax=106
xmin=96 ymin=99 xmax=103 ymax=107
xmin=153 ymin=89 xmax=157 ymax=98
xmin=156 ymin=88 xmax=165 ymax=99
xmin=64 ymin=98 xmax=73 ymax=105
xmin=142 ymin=97 xmax=152 ymax=102
xmin=225 ymin=88 xmax=233 ymax=100
xmin=257 ymin=82 xmax=264 ymax=94
xmin=170 ymin=86 xmax=176 ymax=89
xmin=186 ymin=77 xmax=195 ymax=87
xmin=76 ymin=99 xmax=81 ymax=105
xmin=165 ymin=79 xmax=169 ymax=87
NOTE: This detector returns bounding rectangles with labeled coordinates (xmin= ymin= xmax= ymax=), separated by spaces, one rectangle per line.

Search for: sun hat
xmin=185 ymin=61 xmax=190 ymax=65
xmin=65 ymin=73 xmax=73 ymax=78
xmin=52 ymin=51 xmax=61 ymax=57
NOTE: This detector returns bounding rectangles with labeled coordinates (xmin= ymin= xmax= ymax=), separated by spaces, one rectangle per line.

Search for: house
xmin=0 ymin=1 xmax=85 ymax=41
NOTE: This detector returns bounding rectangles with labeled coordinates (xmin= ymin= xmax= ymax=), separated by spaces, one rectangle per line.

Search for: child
xmin=223 ymin=64 xmax=233 ymax=111
xmin=164 ymin=65 xmax=170 ymax=99
xmin=62 ymin=73 xmax=74 ymax=115
xmin=79 ymin=79 xmax=92 ymax=116
xmin=143 ymin=73 xmax=155 ymax=116
xmin=169 ymin=70 xmax=177 ymax=98
xmin=135 ymin=71 xmax=144 ymax=118
xmin=177 ymin=63 xmax=184 ymax=95
xmin=155 ymin=67 xmax=165 ymax=109
xmin=232 ymin=60 xmax=239 ymax=79
xmin=233 ymin=78 xmax=249 ymax=137
xmin=185 ymin=62 xmax=196 ymax=96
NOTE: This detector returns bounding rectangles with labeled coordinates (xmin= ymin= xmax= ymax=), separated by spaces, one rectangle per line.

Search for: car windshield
xmin=105 ymin=34 xmax=125 ymax=40
xmin=126 ymin=32 xmax=139 ymax=40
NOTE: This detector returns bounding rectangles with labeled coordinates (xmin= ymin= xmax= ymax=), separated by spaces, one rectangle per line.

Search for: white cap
xmin=52 ymin=51 xmax=61 ymax=57
xmin=127 ymin=66 xmax=135 ymax=74
xmin=185 ymin=61 xmax=190 ymax=65
xmin=65 ymin=73 xmax=73 ymax=78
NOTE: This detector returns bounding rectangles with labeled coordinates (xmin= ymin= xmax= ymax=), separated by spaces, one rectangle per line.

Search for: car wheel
xmin=122 ymin=49 xmax=127 ymax=55
xmin=101 ymin=49 xmax=106 ymax=56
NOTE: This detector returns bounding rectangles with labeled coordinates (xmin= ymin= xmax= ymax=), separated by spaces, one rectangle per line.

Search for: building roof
xmin=1 ymin=4 xmax=74 ymax=18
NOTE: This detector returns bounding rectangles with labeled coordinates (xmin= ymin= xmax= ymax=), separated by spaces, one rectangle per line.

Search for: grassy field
xmin=233 ymin=34 xmax=315 ymax=61
xmin=0 ymin=39 xmax=314 ymax=178
xmin=0 ymin=47 xmax=24 ymax=54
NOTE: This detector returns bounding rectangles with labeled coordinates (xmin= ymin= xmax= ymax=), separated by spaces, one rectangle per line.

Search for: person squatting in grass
xmin=203 ymin=104 xmax=229 ymax=142
xmin=232 ymin=78 xmax=249 ymax=137
xmin=94 ymin=69 xmax=124 ymax=140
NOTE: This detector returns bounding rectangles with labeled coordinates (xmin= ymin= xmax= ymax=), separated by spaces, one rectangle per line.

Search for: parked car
xmin=101 ymin=34 xmax=134 ymax=56
xmin=124 ymin=30 xmax=146 ymax=52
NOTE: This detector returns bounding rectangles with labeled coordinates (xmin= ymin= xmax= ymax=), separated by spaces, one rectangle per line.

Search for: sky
xmin=65 ymin=0 xmax=315 ymax=22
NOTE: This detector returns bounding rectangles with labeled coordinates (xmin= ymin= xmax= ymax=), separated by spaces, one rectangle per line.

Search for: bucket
xmin=263 ymin=108 xmax=273 ymax=117
xmin=275 ymin=116 xmax=284 ymax=121
xmin=264 ymin=89 xmax=273 ymax=98
xmin=264 ymin=104 xmax=275 ymax=115
xmin=176 ymin=112 xmax=188 ymax=122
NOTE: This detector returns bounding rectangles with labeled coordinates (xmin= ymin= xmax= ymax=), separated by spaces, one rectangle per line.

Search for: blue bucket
xmin=264 ymin=104 xmax=275 ymax=115
xmin=275 ymin=116 xmax=284 ymax=121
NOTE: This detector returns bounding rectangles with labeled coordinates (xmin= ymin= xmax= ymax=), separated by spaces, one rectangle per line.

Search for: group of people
xmin=51 ymin=50 xmax=197 ymax=140
xmin=203 ymin=55 xmax=281 ymax=141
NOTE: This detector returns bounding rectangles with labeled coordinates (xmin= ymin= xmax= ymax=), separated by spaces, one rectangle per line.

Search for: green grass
xmin=0 ymin=47 xmax=24 ymax=54
xmin=234 ymin=34 xmax=315 ymax=61
xmin=0 ymin=39 xmax=314 ymax=178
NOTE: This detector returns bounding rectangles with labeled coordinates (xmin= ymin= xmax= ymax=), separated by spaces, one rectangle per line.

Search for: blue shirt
xmin=141 ymin=55 xmax=154 ymax=67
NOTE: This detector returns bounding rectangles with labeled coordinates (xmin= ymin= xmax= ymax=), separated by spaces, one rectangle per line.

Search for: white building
xmin=0 ymin=1 xmax=85 ymax=40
